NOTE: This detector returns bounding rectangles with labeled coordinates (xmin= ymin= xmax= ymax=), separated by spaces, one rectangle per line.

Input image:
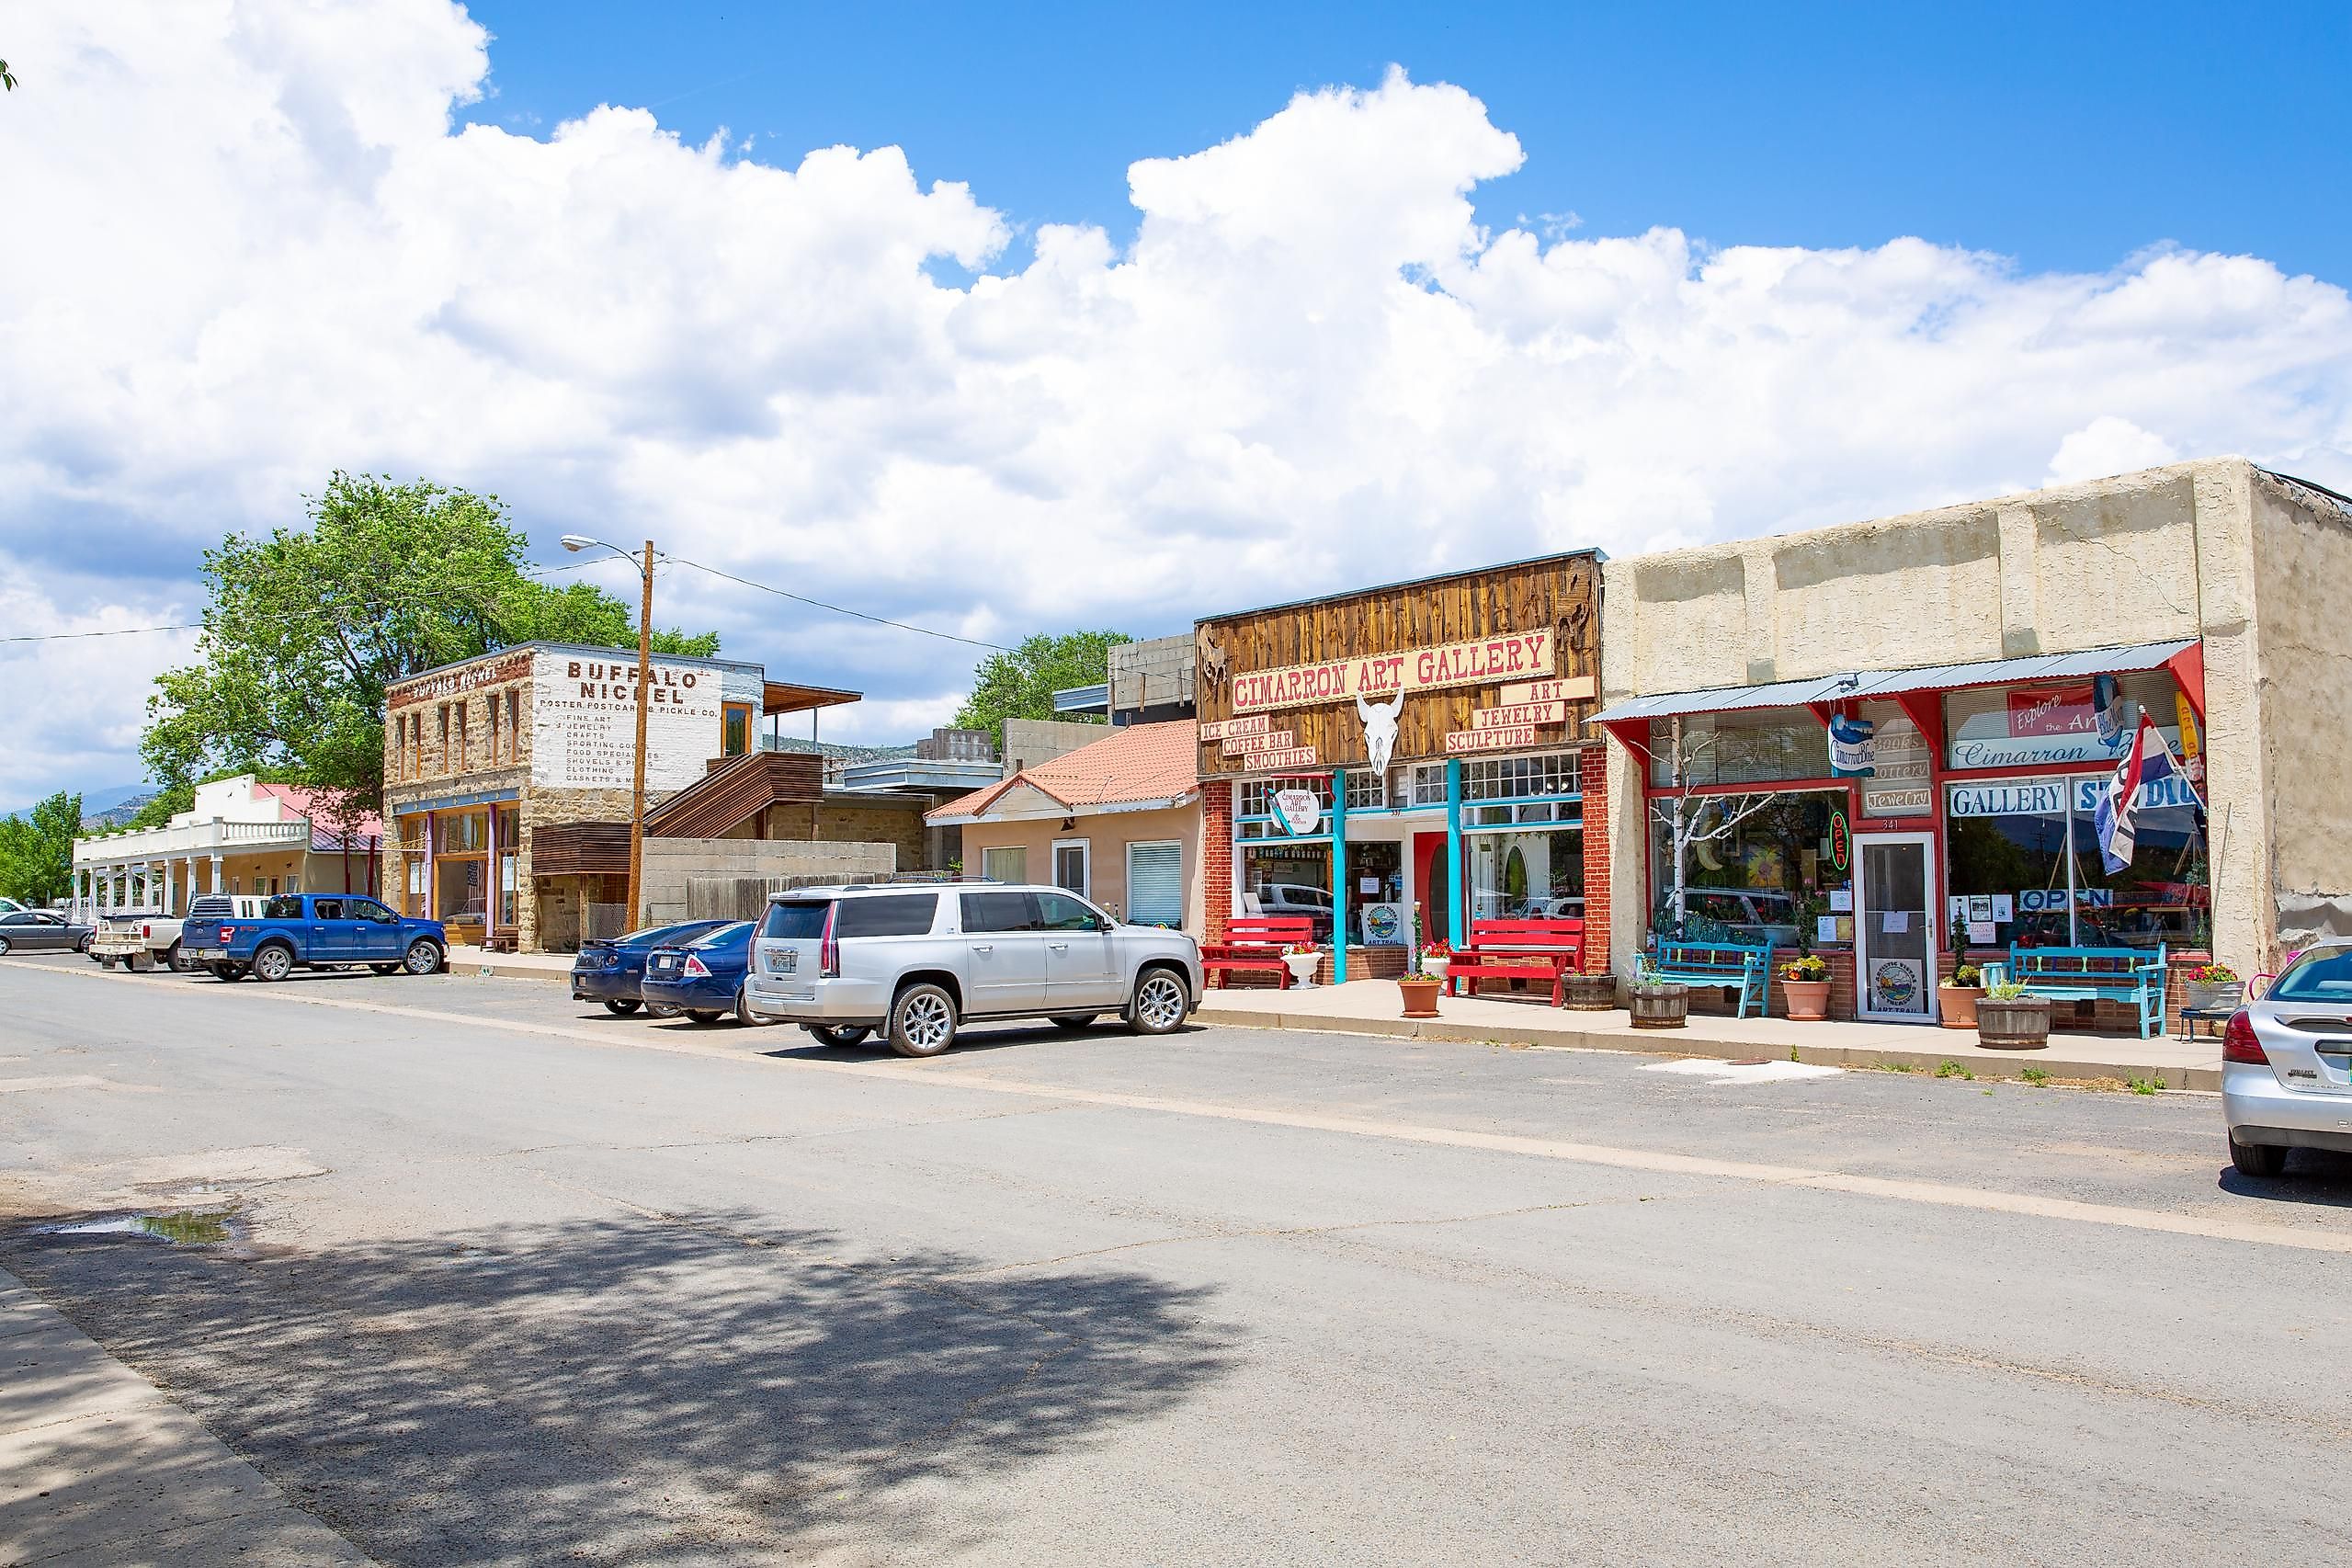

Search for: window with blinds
xmin=1125 ymin=840 xmax=1183 ymax=928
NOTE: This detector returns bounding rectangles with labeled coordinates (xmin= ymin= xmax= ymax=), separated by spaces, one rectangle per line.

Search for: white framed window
xmin=1052 ymin=839 xmax=1090 ymax=897
xmin=1410 ymin=763 xmax=1448 ymax=806
xmin=1342 ymin=769 xmax=1387 ymax=811
xmin=980 ymin=846 xmax=1027 ymax=884
xmin=1126 ymin=840 xmax=1184 ymax=927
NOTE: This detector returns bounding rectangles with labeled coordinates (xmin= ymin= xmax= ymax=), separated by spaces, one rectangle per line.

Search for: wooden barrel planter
xmin=1976 ymin=994 xmax=2053 ymax=1051
xmin=1630 ymin=982 xmax=1688 ymax=1029
xmin=1563 ymin=972 xmax=1619 ymax=1011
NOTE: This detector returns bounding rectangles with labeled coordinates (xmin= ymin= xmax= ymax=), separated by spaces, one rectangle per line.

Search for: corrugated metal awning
xmin=1589 ymin=638 xmax=2199 ymax=725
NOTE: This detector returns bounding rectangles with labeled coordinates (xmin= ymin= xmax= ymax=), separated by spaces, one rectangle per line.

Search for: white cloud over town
xmin=3 ymin=1 xmax=2349 ymax=803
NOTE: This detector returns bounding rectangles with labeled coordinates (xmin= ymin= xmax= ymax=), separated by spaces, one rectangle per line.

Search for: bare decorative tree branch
xmin=1649 ymin=715 xmax=1797 ymax=930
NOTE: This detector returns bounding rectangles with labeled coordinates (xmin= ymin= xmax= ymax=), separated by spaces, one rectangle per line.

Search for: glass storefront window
xmin=1648 ymin=789 xmax=1851 ymax=948
xmin=1241 ymin=842 xmax=1332 ymax=941
xmin=1466 ymin=828 xmax=1583 ymax=921
xmin=1856 ymin=700 xmax=1935 ymax=819
xmin=442 ymin=810 xmax=488 ymax=852
xmin=1945 ymin=774 xmax=2206 ymax=949
xmin=1464 ymin=751 xmax=1580 ymax=801
xmin=1648 ymin=710 xmax=1831 ymax=788
xmin=436 ymin=858 xmax=485 ymax=925
xmin=1943 ymin=673 xmax=2183 ymax=771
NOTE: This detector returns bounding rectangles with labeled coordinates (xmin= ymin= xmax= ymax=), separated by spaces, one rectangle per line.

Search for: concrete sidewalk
xmin=1196 ymin=981 xmax=2225 ymax=1090
xmin=0 ymin=1267 xmax=370 ymax=1566
xmin=447 ymin=946 xmax=2221 ymax=1090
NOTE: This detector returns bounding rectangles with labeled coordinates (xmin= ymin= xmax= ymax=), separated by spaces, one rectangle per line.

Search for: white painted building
xmin=69 ymin=775 xmax=382 ymax=916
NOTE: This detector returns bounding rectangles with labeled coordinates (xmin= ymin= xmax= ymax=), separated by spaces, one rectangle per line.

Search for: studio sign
xmin=1230 ymin=631 xmax=1554 ymax=715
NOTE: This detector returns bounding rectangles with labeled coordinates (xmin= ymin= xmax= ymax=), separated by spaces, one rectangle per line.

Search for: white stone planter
xmin=1283 ymin=953 xmax=1321 ymax=988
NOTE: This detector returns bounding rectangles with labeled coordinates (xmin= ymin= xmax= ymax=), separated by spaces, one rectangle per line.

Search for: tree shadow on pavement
xmin=3 ymin=1210 xmax=1234 ymax=1564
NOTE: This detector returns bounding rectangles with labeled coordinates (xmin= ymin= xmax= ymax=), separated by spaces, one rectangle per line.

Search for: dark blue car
xmin=571 ymin=919 xmax=732 ymax=1015
xmin=639 ymin=921 xmax=765 ymax=1025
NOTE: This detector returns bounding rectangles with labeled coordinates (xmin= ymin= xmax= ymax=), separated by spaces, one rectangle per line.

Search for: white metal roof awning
xmin=1588 ymin=638 xmax=2200 ymax=725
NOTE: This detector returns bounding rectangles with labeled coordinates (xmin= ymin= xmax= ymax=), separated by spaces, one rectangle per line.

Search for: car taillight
xmin=2221 ymin=1008 xmax=2267 ymax=1065
xmin=820 ymin=903 xmax=840 ymax=979
xmin=683 ymin=954 xmax=711 ymax=979
xmin=141 ymin=923 xmax=153 ymax=940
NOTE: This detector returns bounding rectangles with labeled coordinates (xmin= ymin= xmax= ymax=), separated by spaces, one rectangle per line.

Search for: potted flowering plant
xmin=1397 ymin=912 xmax=1443 ymax=1017
xmin=1418 ymin=941 xmax=1452 ymax=984
xmin=1778 ymin=953 xmax=1831 ymax=1020
xmin=2185 ymin=961 xmax=2242 ymax=1012
xmin=1630 ymin=957 xmax=1687 ymax=1029
xmin=1281 ymin=943 xmax=1323 ymax=988
xmin=1938 ymin=960 xmax=1985 ymax=1031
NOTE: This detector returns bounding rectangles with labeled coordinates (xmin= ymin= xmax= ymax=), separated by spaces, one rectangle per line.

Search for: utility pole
xmin=628 ymin=539 xmax=653 ymax=929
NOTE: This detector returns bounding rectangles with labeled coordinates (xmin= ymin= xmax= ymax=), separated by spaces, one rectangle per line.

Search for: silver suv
xmin=745 ymin=883 xmax=1203 ymax=1057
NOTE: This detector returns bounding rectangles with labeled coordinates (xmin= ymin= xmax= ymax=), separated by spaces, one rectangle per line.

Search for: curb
xmin=1199 ymin=1006 xmax=2221 ymax=1092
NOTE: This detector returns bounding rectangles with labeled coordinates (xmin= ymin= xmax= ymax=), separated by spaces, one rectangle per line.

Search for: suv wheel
xmin=888 ymin=982 xmax=960 ymax=1058
xmin=252 ymin=942 xmax=296 ymax=983
xmin=804 ymin=1023 xmax=872 ymax=1048
xmin=1049 ymin=1014 xmax=1099 ymax=1030
xmin=402 ymin=939 xmax=442 ymax=976
xmin=165 ymin=942 xmax=190 ymax=972
xmin=1130 ymin=966 xmax=1188 ymax=1035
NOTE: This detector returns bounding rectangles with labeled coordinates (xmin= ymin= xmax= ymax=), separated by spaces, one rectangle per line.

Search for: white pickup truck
xmin=91 ymin=896 xmax=268 ymax=971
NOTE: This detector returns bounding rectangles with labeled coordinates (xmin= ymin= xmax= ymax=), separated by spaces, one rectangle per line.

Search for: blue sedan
xmin=571 ymin=920 xmax=732 ymax=1015
xmin=639 ymin=921 xmax=767 ymax=1025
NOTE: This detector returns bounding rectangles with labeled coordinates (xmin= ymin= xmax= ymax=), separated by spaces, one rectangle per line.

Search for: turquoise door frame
xmin=1329 ymin=767 xmax=1348 ymax=983
xmin=1444 ymin=758 xmax=1465 ymax=950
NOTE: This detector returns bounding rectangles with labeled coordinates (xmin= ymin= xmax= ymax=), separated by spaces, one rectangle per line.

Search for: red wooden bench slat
xmin=1446 ymin=917 xmax=1585 ymax=1005
xmin=1202 ymin=916 xmax=1317 ymax=989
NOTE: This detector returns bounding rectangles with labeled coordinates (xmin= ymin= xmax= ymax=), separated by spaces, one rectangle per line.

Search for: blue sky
xmin=457 ymin=0 xmax=2352 ymax=285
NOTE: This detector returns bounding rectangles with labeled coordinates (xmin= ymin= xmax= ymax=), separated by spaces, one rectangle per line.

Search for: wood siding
xmin=642 ymin=751 xmax=824 ymax=839
xmin=1193 ymin=554 xmax=1603 ymax=778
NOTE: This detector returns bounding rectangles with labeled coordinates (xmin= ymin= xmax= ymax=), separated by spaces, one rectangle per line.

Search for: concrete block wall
xmin=640 ymin=836 xmax=895 ymax=926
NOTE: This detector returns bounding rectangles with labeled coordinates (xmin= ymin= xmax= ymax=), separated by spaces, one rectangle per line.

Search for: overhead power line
xmin=665 ymin=555 xmax=1008 ymax=652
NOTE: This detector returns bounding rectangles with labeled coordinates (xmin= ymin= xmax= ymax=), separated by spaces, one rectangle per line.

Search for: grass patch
xmin=1877 ymin=1060 xmax=1915 ymax=1074
xmin=2018 ymin=1065 xmax=2051 ymax=1086
xmin=1935 ymin=1060 xmax=1976 ymax=1081
xmin=2127 ymin=1073 xmax=2167 ymax=1096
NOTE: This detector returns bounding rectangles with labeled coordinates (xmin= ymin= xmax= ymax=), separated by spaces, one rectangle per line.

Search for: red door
xmin=1413 ymin=831 xmax=1453 ymax=949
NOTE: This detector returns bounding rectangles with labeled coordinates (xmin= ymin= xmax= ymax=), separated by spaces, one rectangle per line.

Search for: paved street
xmin=5 ymin=953 xmax=2351 ymax=1566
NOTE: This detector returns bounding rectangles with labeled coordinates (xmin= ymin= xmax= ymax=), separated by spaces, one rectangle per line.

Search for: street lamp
xmin=562 ymin=533 xmax=657 ymax=931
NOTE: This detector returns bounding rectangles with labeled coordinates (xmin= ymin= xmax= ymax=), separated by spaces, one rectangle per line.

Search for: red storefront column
xmin=1201 ymin=779 xmax=1233 ymax=943
xmin=1579 ymin=745 xmax=1611 ymax=973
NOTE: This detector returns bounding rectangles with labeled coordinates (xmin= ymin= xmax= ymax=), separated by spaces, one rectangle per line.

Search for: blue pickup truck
xmin=183 ymin=893 xmax=448 ymax=983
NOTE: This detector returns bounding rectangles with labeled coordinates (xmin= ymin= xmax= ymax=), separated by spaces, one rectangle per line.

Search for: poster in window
xmin=1869 ymin=958 xmax=1926 ymax=1014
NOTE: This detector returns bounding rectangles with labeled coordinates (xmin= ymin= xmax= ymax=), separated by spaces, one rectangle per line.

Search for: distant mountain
xmin=0 ymin=782 xmax=154 ymax=826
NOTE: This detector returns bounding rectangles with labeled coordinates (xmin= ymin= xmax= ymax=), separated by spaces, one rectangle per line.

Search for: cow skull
xmin=1356 ymin=688 xmax=1403 ymax=775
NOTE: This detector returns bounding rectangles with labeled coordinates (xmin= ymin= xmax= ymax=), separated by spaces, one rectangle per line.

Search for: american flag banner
xmin=2094 ymin=713 xmax=2196 ymax=874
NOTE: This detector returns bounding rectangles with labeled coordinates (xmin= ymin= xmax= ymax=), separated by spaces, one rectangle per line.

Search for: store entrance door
xmin=1856 ymin=832 xmax=1937 ymax=1022
xmin=1412 ymin=831 xmax=1452 ymax=949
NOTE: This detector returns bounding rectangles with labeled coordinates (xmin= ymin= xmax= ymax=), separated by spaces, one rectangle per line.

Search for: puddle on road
xmin=37 ymin=1208 xmax=238 ymax=1244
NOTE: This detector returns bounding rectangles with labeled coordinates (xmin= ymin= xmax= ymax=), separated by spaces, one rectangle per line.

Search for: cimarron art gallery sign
xmin=1230 ymin=631 xmax=1556 ymax=714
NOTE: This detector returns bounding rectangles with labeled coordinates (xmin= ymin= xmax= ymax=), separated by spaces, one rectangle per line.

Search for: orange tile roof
xmin=928 ymin=721 xmax=1199 ymax=823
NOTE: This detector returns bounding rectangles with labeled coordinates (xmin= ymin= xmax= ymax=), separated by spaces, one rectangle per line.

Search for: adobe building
xmin=1193 ymin=554 xmax=1607 ymax=981
xmin=1592 ymin=458 xmax=2352 ymax=1023
xmin=381 ymin=643 xmax=938 ymax=950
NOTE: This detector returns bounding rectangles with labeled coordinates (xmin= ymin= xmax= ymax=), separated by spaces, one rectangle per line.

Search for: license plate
xmin=652 ymin=958 xmax=678 ymax=972
xmin=765 ymin=950 xmax=797 ymax=974
xmin=192 ymin=949 xmax=224 ymax=960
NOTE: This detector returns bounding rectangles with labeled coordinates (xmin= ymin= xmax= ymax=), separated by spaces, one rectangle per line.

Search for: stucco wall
xmin=1597 ymin=458 xmax=2279 ymax=980
xmin=957 ymin=803 xmax=1204 ymax=932
xmin=639 ymin=837 xmax=896 ymax=926
xmin=2249 ymin=472 xmax=2352 ymax=953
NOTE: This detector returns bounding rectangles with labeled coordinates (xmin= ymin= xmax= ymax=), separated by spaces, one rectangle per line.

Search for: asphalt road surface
xmin=5 ymin=953 xmax=2350 ymax=1567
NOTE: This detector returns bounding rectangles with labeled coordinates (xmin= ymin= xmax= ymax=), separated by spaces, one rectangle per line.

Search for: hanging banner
xmin=1828 ymin=713 xmax=1876 ymax=777
xmin=1272 ymin=789 xmax=1323 ymax=836
xmin=2174 ymin=691 xmax=2203 ymax=785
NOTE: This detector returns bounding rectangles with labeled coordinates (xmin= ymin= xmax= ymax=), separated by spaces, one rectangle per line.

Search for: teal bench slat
xmin=2008 ymin=943 xmax=2167 ymax=1040
xmin=1646 ymin=938 xmax=1773 ymax=1018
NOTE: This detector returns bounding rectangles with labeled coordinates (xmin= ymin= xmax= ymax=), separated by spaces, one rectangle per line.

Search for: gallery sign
xmin=1230 ymin=631 xmax=1554 ymax=714
xmin=1272 ymin=789 xmax=1323 ymax=836
xmin=1496 ymin=676 xmax=1596 ymax=705
xmin=1445 ymin=724 xmax=1540 ymax=754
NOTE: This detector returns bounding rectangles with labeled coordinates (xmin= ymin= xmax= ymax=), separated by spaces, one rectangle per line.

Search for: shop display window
xmin=1237 ymin=776 xmax=1335 ymax=840
xmin=1464 ymin=751 xmax=1580 ymax=801
xmin=1466 ymin=828 xmax=1583 ymax=921
xmin=1942 ymin=673 xmax=2183 ymax=771
xmin=1647 ymin=789 xmax=1851 ymax=949
xmin=1946 ymin=775 xmax=2206 ymax=950
xmin=1647 ymin=710 xmax=1831 ymax=788
xmin=1241 ymin=842 xmax=1333 ymax=941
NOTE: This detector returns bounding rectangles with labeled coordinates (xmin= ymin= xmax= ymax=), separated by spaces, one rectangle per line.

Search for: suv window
xmin=835 ymin=894 xmax=938 ymax=938
xmin=760 ymin=903 xmax=833 ymax=939
xmin=1037 ymin=892 xmax=1101 ymax=932
xmin=960 ymin=892 xmax=1040 ymax=934
xmin=265 ymin=895 xmax=304 ymax=920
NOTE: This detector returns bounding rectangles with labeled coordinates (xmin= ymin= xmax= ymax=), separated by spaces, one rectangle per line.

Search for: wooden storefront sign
xmin=1445 ymin=725 xmax=1540 ymax=755
xmin=1230 ymin=631 xmax=1553 ymax=715
xmin=1243 ymin=745 xmax=1321 ymax=771
xmin=1471 ymin=700 xmax=1564 ymax=730
xmin=1221 ymin=730 xmax=1296 ymax=756
xmin=1497 ymin=676 xmax=1596 ymax=705
xmin=1199 ymin=714 xmax=1270 ymax=743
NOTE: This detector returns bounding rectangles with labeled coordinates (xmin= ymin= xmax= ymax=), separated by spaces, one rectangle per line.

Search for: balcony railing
xmin=73 ymin=817 xmax=312 ymax=862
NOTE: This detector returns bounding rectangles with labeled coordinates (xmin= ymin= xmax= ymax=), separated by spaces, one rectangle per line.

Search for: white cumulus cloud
xmin=3 ymin=5 xmax=2349 ymax=805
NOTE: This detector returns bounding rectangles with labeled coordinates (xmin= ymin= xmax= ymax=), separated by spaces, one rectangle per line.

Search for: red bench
xmin=1201 ymin=916 xmax=1316 ymax=989
xmin=1443 ymin=917 xmax=1585 ymax=1005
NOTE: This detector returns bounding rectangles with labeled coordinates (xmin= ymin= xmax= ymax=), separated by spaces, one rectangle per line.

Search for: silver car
xmin=745 ymin=883 xmax=1203 ymax=1058
xmin=2222 ymin=941 xmax=2352 ymax=1176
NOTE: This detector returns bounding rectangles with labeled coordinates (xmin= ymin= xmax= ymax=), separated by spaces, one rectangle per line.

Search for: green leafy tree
xmin=142 ymin=472 xmax=718 ymax=824
xmin=0 ymin=791 xmax=83 ymax=903
xmin=953 ymin=630 xmax=1131 ymax=749
xmin=1 ymin=59 xmax=16 ymax=92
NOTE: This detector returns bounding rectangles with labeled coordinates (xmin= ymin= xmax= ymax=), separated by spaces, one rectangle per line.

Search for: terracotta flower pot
xmin=1563 ymin=971 xmax=1619 ymax=1011
xmin=1976 ymin=994 xmax=2053 ymax=1051
xmin=1938 ymin=984 xmax=1983 ymax=1030
xmin=1398 ymin=975 xmax=1442 ymax=1018
xmin=1630 ymin=982 xmax=1687 ymax=1029
xmin=1780 ymin=978 xmax=1831 ymax=1020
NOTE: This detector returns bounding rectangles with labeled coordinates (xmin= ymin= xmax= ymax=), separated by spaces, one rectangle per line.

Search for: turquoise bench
xmin=1646 ymin=938 xmax=1773 ymax=1017
xmin=2008 ymin=943 xmax=2168 ymax=1039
